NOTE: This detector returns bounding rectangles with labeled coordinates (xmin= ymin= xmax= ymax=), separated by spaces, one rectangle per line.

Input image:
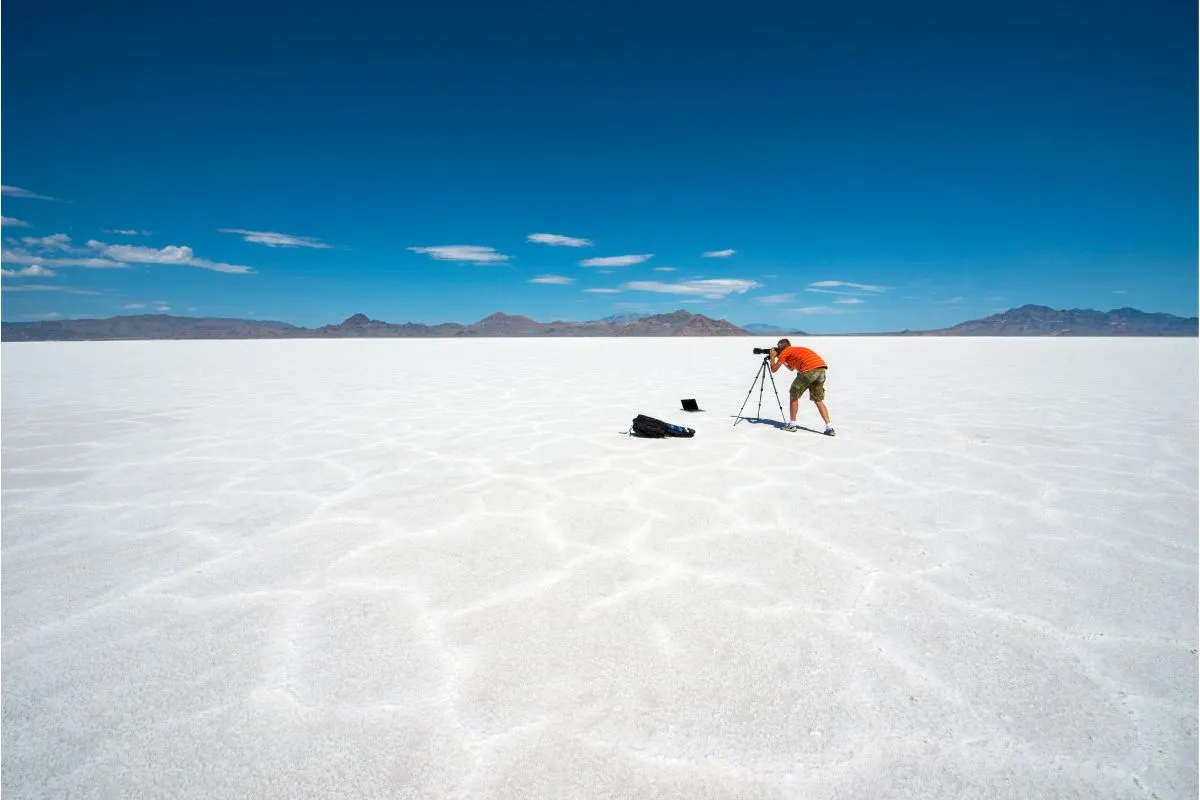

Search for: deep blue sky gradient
xmin=3 ymin=0 xmax=1195 ymax=332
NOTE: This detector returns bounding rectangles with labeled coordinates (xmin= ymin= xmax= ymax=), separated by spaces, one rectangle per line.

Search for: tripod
xmin=734 ymin=356 xmax=787 ymax=426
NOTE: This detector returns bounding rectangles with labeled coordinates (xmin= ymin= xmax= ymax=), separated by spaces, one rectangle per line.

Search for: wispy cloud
xmin=220 ymin=228 xmax=331 ymax=249
xmin=3 ymin=234 xmax=253 ymax=273
xmin=2 ymin=284 xmax=100 ymax=294
xmin=757 ymin=293 xmax=796 ymax=305
xmin=105 ymin=229 xmax=152 ymax=236
xmin=940 ymin=296 xmax=964 ymax=304
xmin=807 ymin=280 xmax=888 ymax=298
xmin=408 ymin=245 xmax=511 ymax=263
xmin=835 ymin=297 xmax=865 ymax=305
xmin=529 ymin=274 xmax=574 ymax=285
xmin=2 ymin=185 xmax=57 ymax=201
xmin=809 ymin=280 xmax=888 ymax=292
xmin=1 ymin=265 xmax=57 ymax=278
xmin=791 ymin=306 xmax=847 ymax=315
xmin=20 ymin=233 xmax=74 ymax=251
xmin=623 ymin=278 xmax=758 ymax=299
xmin=2 ymin=217 xmax=30 ymax=228
xmin=806 ymin=288 xmax=868 ymax=297
xmin=2 ymin=250 xmax=127 ymax=269
xmin=1112 ymin=289 xmax=1128 ymax=295
xmin=88 ymin=241 xmax=253 ymax=273
xmin=653 ymin=267 xmax=677 ymax=272
xmin=527 ymin=233 xmax=593 ymax=247
xmin=584 ymin=288 xmax=621 ymax=294
xmin=702 ymin=249 xmax=736 ymax=258
xmin=580 ymin=254 xmax=652 ymax=267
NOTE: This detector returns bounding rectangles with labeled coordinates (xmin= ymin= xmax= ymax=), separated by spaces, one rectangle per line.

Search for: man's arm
xmin=769 ymin=348 xmax=782 ymax=373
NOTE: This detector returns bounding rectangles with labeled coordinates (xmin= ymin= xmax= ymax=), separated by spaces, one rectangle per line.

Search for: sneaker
xmin=784 ymin=421 xmax=800 ymax=431
xmin=824 ymin=427 xmax=836 ymax=436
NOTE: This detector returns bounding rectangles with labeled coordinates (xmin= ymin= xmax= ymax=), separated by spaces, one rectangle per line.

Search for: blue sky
xmin=2 ymin=0 xmax=1195 ymax=333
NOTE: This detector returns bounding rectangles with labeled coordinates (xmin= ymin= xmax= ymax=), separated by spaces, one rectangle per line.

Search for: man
xmin=769 ymin=339 xmax=835 ymax=435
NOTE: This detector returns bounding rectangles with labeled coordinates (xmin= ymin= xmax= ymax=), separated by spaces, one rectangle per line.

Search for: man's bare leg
xmin=789 ymin=397 xmax=799 ymax=423
xmin=815 ymin=400 xmax=831 ymax=426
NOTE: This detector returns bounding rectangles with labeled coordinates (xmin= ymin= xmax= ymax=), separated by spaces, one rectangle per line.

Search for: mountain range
xmin=0 ymin=309 xmax=750 ymax=342
xmin=900 ymin=305 xmax=1198 ymax=337
xmin=1 ymin=305 xmax=1195 ymax=342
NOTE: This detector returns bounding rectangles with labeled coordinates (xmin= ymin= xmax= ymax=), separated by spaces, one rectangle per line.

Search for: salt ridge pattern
xmin=2 ymin=337 xmax=1196 ymax=799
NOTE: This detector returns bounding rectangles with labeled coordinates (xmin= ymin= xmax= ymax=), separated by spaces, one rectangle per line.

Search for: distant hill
xmin=740 ymin=323 xmax=809 ymax=336
xmin=593 ymin=312 xmax=649 ymax=324
xmin=308 ymin=312 xmax=468 ymax=338
xmin=0 ymin=313 xmax=304 ymax=341
xmin=1 ymin=309 xmax=752 ymax=341
xmin=616 ymin=309 xmax=747 ymax=337
xmin=908 ymin=305 xmax=1198 ymax=337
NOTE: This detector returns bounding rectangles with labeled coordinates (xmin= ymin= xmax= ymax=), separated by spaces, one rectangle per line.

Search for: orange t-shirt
xmin=779 ymin=346 xmax=827 ymax=373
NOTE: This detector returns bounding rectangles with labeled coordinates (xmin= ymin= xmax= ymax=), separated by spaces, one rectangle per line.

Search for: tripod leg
xmin=756 ymin=361 xmax=767 ymax=418
xmin=766 ymin=363 xmax=787 ymax=423
xmin=734 ymin=358 xmax=770 ymax=425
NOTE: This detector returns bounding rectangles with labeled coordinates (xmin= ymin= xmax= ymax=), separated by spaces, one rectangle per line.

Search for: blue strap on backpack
xmin=664 ymin=422 xmax=695 ymax=438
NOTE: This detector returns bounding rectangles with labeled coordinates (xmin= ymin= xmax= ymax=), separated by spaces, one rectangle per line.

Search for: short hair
xmin=776 ymin=338 xmax=791 ymax=349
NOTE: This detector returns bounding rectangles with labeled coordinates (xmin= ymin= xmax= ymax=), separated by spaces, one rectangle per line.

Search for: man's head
xmin=776 ymin=338 xmax=791 ymax=351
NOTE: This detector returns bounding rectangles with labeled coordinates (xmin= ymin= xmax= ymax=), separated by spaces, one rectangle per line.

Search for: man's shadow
xmin=731 ymin=415 xmax=823 ymax=434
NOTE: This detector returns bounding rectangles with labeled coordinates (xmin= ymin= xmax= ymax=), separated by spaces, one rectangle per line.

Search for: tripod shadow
xmin=730 ymin=414 xmax=789 ymax=430
xmin=731 ymin=415 xmax=826 ymax=435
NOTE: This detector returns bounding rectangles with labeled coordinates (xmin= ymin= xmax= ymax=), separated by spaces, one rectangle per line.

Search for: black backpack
xmin=631 ymin=414 xmax=695 ymax=438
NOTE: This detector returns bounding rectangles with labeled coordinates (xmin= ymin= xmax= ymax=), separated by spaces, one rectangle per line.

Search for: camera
xmin=752 ymin=347 xmax=775 ymax=355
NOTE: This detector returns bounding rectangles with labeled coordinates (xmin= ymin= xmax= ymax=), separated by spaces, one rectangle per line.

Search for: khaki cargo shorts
xmin=789 ymin=367 xmax=827 ymax=402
